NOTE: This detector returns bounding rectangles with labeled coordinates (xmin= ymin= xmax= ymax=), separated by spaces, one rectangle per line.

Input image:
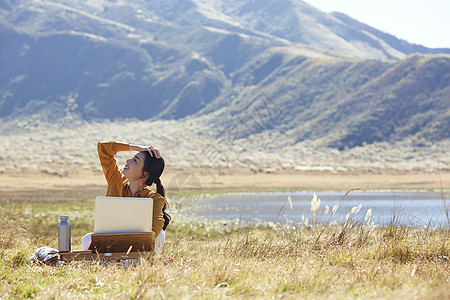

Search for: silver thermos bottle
xmin=58 ymin=215 xmax=71 ymax=252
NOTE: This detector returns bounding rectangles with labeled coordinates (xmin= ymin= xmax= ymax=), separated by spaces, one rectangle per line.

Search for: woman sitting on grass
xmin=81 ymin=141 xmax=170 ymax=255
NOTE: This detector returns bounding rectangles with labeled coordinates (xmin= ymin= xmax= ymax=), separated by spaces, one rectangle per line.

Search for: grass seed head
xmin=311 ymin=193 xmax=321 ymax=216
xmin=351 ymin=204 xmax=362 ymax=215
xmin=365 ymin=209 xmax=372 ymax=221
xmin=332 ymin=203 xmax=339 ymax=216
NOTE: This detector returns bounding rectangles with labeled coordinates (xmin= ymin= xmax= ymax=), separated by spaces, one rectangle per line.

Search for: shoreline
xmin=1 ymin=167 xmax=449 ymax=193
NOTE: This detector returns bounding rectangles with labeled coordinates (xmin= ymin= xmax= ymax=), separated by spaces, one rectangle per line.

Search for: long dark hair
xmin=142 ymin=151 xmax=171 ymax=230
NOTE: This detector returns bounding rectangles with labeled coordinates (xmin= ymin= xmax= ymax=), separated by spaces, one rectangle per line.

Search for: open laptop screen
xmin=93 ymin=196 xmax=153 ymax=234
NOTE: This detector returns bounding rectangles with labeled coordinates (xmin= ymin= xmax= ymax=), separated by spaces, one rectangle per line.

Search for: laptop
xmin=93 ymin=196 xmax=153 ymax=234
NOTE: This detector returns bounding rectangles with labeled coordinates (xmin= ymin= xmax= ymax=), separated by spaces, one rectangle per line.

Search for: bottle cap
xmin=60 ymin=215 xmax=69 ymax=221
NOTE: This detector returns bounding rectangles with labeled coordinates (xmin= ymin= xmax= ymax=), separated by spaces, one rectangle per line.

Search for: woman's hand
xmin=143 ymin=145 xmax=161 ymax=158
xmin=129 ymin=144 xmax=161 ymax=158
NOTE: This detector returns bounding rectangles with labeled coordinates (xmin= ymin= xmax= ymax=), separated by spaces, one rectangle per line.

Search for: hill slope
xmin=201 ymin=52 xmax=450 ymax=149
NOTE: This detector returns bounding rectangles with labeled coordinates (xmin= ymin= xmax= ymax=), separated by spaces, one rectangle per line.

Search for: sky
xmin=305 ymin=0 xmax=450 ymax=49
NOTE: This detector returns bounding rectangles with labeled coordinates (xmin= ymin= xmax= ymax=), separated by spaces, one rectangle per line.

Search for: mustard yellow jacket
xmin=97 ymin=141 xmax=166 ymax=237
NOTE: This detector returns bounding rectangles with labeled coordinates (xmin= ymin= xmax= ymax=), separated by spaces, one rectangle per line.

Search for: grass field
xmin=1 ymin=179 xmax=449 ymax=299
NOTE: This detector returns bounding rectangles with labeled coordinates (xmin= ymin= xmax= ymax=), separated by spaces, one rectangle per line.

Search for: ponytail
xmin=143 ymin=152 xmax=171 ymax=231
xmin=155 ymin=179 xmax=171 ymax=230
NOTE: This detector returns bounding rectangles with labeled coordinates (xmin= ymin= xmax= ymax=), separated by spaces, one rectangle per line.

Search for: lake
xmin=192 ymin=191 xmax=449 ymax=228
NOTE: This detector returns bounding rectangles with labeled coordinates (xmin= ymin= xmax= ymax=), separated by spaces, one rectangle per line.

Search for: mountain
xmin=1 ymin=0 xmax=449 ymax=149
xmin=203 ymin=52 xmax=450 ymax=149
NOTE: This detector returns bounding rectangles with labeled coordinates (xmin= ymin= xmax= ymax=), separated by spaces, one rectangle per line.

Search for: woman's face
xmin=122 ymin=152 xmax=146 ymax=180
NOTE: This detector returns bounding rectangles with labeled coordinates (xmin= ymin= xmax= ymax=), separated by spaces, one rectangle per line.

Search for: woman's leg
xmin=81 ymin=233 xmax=92 ymax=251
xmin=155 ymin=230 xmax=165 ymax=256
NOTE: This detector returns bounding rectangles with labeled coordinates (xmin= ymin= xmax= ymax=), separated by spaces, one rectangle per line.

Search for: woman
xmin=82 ymin=141 xmax=170 ymax=255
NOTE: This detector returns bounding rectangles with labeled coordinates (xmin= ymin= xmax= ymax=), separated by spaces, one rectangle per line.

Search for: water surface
xmin=192 ymin=191 xmax=449 ymax=227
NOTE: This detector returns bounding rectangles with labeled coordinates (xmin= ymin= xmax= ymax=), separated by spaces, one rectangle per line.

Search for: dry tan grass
xmin=1 ymin=218 xmax=449 ymax=299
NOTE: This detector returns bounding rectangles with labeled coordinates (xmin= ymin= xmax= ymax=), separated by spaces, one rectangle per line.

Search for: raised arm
xmin=97 ymin=141 xmax=130 ymax=185
xmin=98 ymin=141 xmax=161 ymax=184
